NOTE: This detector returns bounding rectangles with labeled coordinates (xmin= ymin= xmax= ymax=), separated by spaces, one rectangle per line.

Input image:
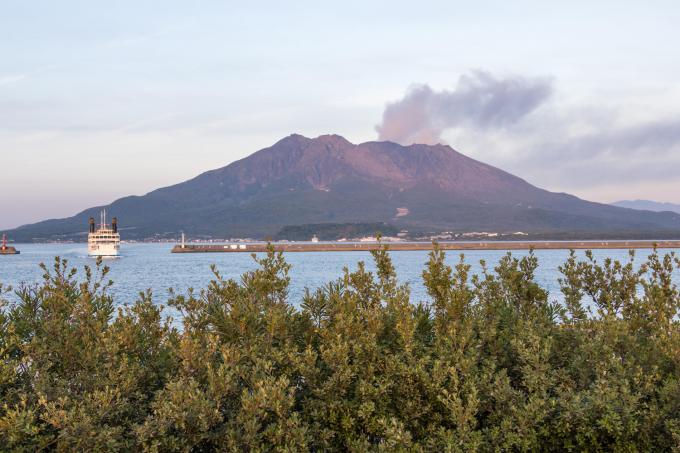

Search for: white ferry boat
xmin=88 ymin=210 xmax=120 ymax=257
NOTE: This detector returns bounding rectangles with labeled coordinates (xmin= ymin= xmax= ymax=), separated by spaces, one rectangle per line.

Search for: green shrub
xmin=1 ymin=245 xmax=679 ymax=451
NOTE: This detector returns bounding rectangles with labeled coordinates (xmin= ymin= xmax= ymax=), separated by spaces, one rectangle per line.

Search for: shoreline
xmin=171 ymin=240 xmax=680 ymax=253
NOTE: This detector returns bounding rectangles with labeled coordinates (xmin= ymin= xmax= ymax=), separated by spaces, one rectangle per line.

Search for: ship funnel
xmin=89 ymin=217 xmax=95 ymax=233
xmin=112 ymin=217 xmax=118 ymax=233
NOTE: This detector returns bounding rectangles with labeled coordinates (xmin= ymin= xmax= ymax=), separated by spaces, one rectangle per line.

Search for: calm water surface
xmin=1 ymin=244 xmax=679 ymax=310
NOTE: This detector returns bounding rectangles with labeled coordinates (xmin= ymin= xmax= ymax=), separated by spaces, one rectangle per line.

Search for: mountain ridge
xmin=611 ymin=200 xmax=680 ymax=214
xmin=7 ymin=134 xmax=680 ymax=241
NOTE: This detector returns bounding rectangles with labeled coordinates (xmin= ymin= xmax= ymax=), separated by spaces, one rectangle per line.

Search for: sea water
xmin=1 ymin=243 xmax=679 ymax=311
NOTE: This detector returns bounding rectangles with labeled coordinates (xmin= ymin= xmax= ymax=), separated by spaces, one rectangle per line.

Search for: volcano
xmin=9 ymin=134 xmax=680 ymax=241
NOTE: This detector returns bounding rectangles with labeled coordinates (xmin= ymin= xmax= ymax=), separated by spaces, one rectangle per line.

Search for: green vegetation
xmin=275 ymin=222 xmax=399 ymax=241
xmin=1 ymin=245 xmax=679 ymax=451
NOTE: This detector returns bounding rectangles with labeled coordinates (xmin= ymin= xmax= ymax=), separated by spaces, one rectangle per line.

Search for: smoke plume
xmin=376 ymin=70 xmax=553 ymax=145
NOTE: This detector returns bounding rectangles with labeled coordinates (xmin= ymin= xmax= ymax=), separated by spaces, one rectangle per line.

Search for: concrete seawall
xmin=171 ymin=240 xmax=680 ymax=253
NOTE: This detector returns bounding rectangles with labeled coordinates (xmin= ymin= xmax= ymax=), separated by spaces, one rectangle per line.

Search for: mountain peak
xmin=274 ymin=133 xmax=312 ymax=146
xmin=314 ymin=133 xmax=353 ymax=144
xmin=273 ymin=134 xmax=354 ymax=152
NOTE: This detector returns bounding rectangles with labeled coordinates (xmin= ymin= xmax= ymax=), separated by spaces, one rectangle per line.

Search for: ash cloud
xmin=376 ymin=70 xmax=553 ymax=145
xmin=374 ymin=70 xmax=680 ymax=200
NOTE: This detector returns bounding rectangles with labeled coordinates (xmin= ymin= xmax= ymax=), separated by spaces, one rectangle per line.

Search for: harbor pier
xmin=171 ymin=240 xmax=680 ymax=254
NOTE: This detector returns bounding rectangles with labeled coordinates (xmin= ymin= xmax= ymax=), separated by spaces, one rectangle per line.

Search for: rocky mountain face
xmin=9 ymin=134 xmax=680 ymax=241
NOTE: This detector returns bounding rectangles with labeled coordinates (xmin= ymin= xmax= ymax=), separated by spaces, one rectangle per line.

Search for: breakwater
xmin=171 ymin=240 xmax=680 ymax=253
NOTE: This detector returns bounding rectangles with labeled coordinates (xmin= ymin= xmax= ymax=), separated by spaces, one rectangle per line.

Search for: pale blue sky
xmin=2 ymin=1 xmax=680 ymax=228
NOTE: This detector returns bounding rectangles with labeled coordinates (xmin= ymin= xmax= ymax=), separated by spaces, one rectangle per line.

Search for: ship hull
xmin=87 ymin=247 xmax=119 ymax=257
